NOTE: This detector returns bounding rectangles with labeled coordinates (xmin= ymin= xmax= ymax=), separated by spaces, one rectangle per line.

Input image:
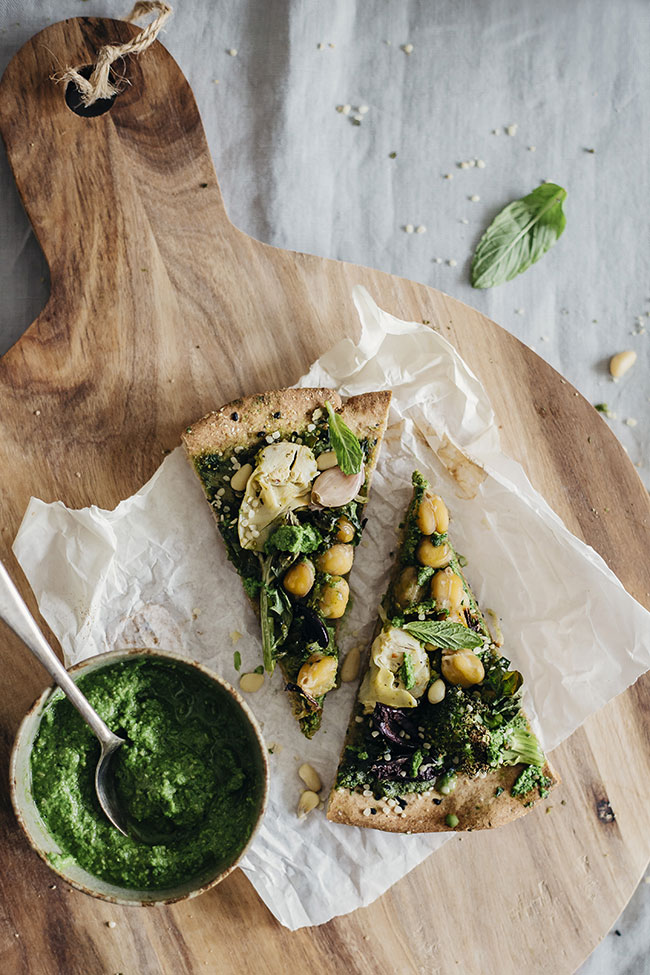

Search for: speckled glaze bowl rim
xmin=10 ymin=647 xmax=269 ymax=907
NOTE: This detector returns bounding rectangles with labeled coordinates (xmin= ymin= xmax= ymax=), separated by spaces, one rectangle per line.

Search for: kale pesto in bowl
xmin=10 ymin=649 xmax=268 ymax=904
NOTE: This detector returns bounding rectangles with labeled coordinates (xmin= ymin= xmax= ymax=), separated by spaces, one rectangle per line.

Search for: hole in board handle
xmin=64 ymin=65 xmax=118 ymax=118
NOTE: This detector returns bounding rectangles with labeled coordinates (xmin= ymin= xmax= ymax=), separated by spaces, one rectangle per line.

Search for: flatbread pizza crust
xmin=327 ymin=759 xmax=558 ymax=833
xmin=182 ymin=388 xmax=391 ymax=459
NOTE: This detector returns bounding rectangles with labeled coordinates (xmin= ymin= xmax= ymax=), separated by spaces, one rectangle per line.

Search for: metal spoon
xmin=0 ymin=561 xmax=129 ymax=837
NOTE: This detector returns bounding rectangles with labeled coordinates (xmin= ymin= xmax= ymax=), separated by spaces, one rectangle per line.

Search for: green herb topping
xmin=471 ymin=183 xmax=567 ymax=289
xmin=398 ymin=651 xmax=416 ymax=690
xmin=402 ymin=619 xmax=484 ymax=651
xmin=325 ymin=401 xmax=363 ymax=475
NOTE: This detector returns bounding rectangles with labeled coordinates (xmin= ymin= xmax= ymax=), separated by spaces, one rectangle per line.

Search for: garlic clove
xmin=311 ymin=464 xmax=364 ymax=508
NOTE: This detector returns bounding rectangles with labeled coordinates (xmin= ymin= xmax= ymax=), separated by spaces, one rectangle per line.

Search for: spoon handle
xmin=0 ymin=561 xmax=119 ymax=747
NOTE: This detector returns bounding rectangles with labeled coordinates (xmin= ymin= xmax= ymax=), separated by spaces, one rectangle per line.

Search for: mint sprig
xmin=403 ymin=619 xmax=483 ymax=651
xmin=325 ymin=401 xmax=363 ymax=475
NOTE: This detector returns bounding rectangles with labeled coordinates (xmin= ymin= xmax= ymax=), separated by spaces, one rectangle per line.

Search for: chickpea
xmin=447 ymin=611 xmax=468 ymax=627
xmin=336 ymin=516 xmax=355 ymax=543
xmin=318 ymin=576 xmax=349 ymax=618
xmin=416 ymin=538 xmax=451 ymax=569
xmin=393 ymin=566 xmax=427 ymax=609
xmin=417 ymin=493 xmax=449 ymax=536
xmin=283 ymin=560 xmax=315 ymax=597
xmin=441 ymin=649 xmax=485 ymax=688
xmin=297 ymin=652 xmax=338 ymax=697
xmin=417 ymin=496 xmax=436 ymax=535
xmin=317 ymin=543 xmax=354 ymax=576
xmin=431 ymin=567 xmax=465 ymax=612
xmin=431 ymin=495 xmax=449 ymax=534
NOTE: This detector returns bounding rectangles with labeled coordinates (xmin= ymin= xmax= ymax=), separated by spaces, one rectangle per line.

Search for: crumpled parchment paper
xmin=13 ymin=287 xmax=650 ymax=929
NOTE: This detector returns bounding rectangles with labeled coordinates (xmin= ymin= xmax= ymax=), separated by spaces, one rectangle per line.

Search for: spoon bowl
xmin=95 ymin=733 xmax=128 ymax=836
xmin=0 ymin=561 xmax=136 ymax=839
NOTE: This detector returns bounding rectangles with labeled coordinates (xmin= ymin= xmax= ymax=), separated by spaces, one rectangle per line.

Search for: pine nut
xmin=230 ymin=463 xmax=253 ymax=492
xmin=239 ymin=672 xmax=264 ymax=693
xmin=340 ymin=646 xmax=361 ymax=682
xmin=316 ymin=450 xmax=338 ymax=470
xmin=297 ymin=790 xmax=320 ymax=818
xmin=609 ymin=350 xmax=637 ymax=379
xmin=427 ymin=678 xmax=446 ymax=704
xmin=299 ymin=763 xmax=322 ymax=792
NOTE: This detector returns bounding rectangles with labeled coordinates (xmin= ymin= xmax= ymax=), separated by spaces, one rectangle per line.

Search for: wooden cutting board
xmin=1 ymin=17 xmax=649 ymax=975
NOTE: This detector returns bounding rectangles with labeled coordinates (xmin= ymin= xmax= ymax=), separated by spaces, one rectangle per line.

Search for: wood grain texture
xmin=1 ymin=17 xmax=649 ymax=975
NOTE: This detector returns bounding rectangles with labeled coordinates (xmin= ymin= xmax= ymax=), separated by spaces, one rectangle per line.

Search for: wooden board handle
xmin=0 ymin=17 xmax=231 ymax=317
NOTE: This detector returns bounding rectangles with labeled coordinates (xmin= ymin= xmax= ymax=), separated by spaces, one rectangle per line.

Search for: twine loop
xmin=55 ymin=2 xmax=173 ymax=107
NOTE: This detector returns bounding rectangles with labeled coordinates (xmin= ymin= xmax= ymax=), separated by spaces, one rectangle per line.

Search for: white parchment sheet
xmin=13 ymin=287 xmax=650 ymax=929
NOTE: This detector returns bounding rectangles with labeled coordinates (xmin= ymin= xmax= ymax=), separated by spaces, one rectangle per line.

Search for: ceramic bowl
xmin=10 ymin=647 xmax=269 ymax=905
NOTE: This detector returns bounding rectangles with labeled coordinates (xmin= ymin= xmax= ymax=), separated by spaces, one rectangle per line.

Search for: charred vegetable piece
xmin=373 ymin=703 xmax=418 ymax=751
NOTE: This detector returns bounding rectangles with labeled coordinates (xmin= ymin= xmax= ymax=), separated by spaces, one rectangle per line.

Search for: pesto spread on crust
xmin=31 ymin=659 xmax=263 ymax=890
xmin=191 ymin=400 xmax=379 ymax=738
xmin=335 ymin=471 xmax=551 ymax=806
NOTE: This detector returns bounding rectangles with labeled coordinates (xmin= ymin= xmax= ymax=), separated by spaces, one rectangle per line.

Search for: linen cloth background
xmin=0 ymin=1 xmax=648 ymax=971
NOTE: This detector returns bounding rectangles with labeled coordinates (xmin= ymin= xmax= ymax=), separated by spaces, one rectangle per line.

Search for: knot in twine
xmin=55 ymin=2 xmax=172 ymax=107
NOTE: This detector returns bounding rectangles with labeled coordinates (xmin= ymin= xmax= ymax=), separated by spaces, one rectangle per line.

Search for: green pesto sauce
xmin=266 ymin=523 xmax=322 ymax=554
xmin=511 ymin=765 xmax=551 ymax=798
xmin=30 ymin=659 xmax=263 ymax=890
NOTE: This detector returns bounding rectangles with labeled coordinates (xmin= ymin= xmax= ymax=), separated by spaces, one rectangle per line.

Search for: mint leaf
xmin=403 ymin=619 xmax=483 ymax=651
xmin=325 ymin=401 xmax=363 ymax=475
xmin=471 ymin=183 xmax=567 ymax=289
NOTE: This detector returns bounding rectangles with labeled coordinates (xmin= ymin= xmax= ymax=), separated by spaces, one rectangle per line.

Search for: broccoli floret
xmin=501 ymin=728 xmax=545 ymax=767
xmin=265 ymin=524 xmax=322 ymax=555
xmin=242 ymin=575 xmax=262 ymax=598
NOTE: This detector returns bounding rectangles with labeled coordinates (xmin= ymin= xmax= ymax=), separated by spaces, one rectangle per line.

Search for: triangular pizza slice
xmin=328 ymin=470 xmax=558 ymax=830
xmin=182 ymin=388 xmax=391 ymax=738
